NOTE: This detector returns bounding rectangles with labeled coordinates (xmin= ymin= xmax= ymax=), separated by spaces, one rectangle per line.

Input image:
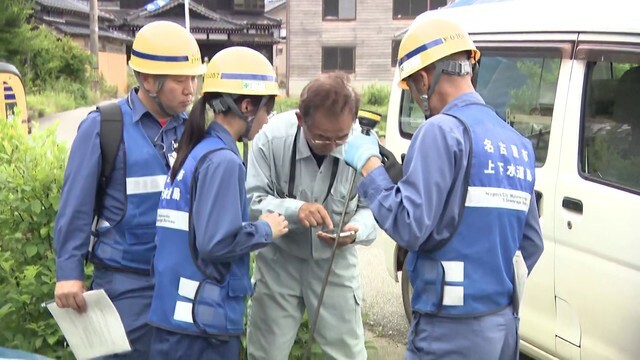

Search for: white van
xmin=380 ymin=0 xmax=640 ymax=358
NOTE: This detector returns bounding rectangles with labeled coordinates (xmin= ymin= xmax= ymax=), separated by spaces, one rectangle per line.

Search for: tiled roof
xmin=122 ymin=0 xmax=279 ymax=29
xmin=35 ymin=0 xmax=115 ymax=20
xmin=102 ymin=8 xmax=135 ymax=22
xmin=126 ymin=0 xmax=242 ymax=26
xmin=44 ymin=20 xmax=132 ymax=41
xmin=125 ymin=17 xmax=243 ymax=31
xmin=215 ymin=11 xmax=281 ymax=27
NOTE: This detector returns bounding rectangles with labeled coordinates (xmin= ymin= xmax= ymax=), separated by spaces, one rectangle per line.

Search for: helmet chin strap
xmin=133 ymin=71 xmax=175 ymax=118
xmin=210 ymin=94 xmax=270 ymax=141
xmin=139 ymin=79 xmax=176 ymax=118
xmin=409 ymin=60 xmax=472 ymax=120
xmin=150 ymin=93 xmax=176 ymax=118
xmin=408 ymin=78 xmax=435 ymax=119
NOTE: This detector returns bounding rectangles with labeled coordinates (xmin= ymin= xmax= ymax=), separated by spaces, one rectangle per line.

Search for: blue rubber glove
xmin=344 ymin=132 xmax=381 ymax=173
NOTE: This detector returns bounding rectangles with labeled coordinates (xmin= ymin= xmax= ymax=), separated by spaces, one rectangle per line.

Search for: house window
xmin=391 ymin=40 xmax=402 ymax=67
xmin=429 ymin=0 xmax=448 ymax=10
xmin=393 ymin=0 xmax=427 ymax=18
xmin=234 ymin=0 xmax=264 ymax=11
xmin=393 ymin=0 xmax=448 ymax=19
xmin=323 ymin=0 xmax=356 ymax=20
xmin=322 ymin=47 xmax=355 ymax=72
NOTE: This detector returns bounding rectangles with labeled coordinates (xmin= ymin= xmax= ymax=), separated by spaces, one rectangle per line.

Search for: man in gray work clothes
xmin=246 ymin=73 xmax=377 ymax=360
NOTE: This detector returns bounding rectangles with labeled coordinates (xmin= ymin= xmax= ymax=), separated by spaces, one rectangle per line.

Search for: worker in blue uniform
xmin=147 ymin=46 xmax=289 ymax=360
xmin=343 ymin=17 xmax=544 ymax=359
xmin=53 ymin=21 xmax=205 ymax=359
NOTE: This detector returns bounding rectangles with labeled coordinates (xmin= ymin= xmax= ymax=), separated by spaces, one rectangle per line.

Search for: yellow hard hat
xmin=129 ymin=21 xmax=206 ymax=76
xmin=397 ymin=17 xmax=480 ymax=89
xmin=202 ymin=47 xmax=278 ymax=96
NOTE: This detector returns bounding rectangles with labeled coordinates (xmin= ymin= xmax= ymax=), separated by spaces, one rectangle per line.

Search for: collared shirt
xmin=359 ymin=92 xmax=543 ymax=271
xmin=246 ymin=110 xmax=377 ymax=260
xmin=190 ymin=122 xmax=272 ymax=264
xmin=53 ymin=88 xmax=187 ymax=281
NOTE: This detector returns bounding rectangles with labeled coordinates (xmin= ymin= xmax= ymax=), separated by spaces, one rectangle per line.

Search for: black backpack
xmin=96 ymin=102 xmax=123 ymax=191
xmin=86 ymin=103 xmax=123 ymax=262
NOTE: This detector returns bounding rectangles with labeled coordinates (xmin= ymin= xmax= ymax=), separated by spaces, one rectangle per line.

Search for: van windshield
xmin=398 ymin=47 xmax=563 ymax=167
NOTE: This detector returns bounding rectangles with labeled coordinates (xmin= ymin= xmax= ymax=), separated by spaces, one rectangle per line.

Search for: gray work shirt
xmin=246 ymin=110 xmax=377 ymax=260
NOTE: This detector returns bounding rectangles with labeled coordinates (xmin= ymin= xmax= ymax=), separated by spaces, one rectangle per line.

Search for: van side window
xmin=580 ymin=53 xmax=640 ymax=192
xmin=398 ymin=48 xmax=562 ymax=168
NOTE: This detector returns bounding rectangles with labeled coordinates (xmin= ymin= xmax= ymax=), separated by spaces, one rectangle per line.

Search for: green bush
xmin=26 ymin=74 xmax=119 ymax=117
xmin=27 ymin=86 xmax=81 ymax=118
xmin=2 ymin=1 xmax=105 ymax=117
xmin=361 ymin=83 xmax=391 ymax=107
xmin=274 ymin=97 xmax=299 ymax=113
xmin=23 ymin=27 xmax=93 ymax=94
xmin=360 ymin=84 xmax=391 ymax=136
xmin=96 ymin=74 xmax=119 ymax=101
xmin=0 ymin=117 xmax=73 ymax=359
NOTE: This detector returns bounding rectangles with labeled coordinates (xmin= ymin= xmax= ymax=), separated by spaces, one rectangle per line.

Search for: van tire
xmin=401 ymin=264 xmax=413 ymax=324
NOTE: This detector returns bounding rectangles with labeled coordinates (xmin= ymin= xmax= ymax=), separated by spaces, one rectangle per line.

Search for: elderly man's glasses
xmin=307 ymin=127 xmax=353 ymax=145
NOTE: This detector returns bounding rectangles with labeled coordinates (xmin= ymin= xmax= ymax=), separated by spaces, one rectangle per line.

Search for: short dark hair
xmin=298 ymin=72 xmax=360 ymax=125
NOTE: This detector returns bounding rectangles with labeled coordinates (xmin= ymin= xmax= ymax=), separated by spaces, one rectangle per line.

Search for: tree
xmin=0 ymin=0 xmax=35 ymax=69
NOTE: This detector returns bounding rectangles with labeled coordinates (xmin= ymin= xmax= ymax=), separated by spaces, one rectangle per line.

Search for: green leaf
xmin=35 ymin=336 xmax=44 ymax=349
xmin=50 ymin=193 xmax=61 ymax=211
xmin=46 ymin=334 xmax=59 ymax=345
xmin=30 ymin=199 xmax=41 ymax=214
xmin=0 ymin=303 xmax=14 ymax=319
xmin=26 ymin=244 xmax=38 ymax=257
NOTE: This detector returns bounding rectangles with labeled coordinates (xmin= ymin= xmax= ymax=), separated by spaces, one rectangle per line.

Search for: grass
xmin=26 ymin=92 xmax=78 ymax=118
xmin=27 ymin=76 xmax=118 ymax=118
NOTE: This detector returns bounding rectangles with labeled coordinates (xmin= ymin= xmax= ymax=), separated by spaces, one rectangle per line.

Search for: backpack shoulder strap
xmin=87 ymin=103 xmax=123 ymax=264
xmin=97 ymin=102 xmax=123 ymax=189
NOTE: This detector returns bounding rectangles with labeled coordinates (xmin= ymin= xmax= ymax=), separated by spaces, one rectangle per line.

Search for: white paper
xmin=513 ymin=250 xmax=529 ymax=314
xmin=45 ymin=289 xmax=131 ymax=359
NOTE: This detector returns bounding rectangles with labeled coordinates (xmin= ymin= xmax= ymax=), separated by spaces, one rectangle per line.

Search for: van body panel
xmin=520 ymin=340 xmax=560 ymax=360
xmin=555 ymin=336 xmax=581 ymax=360
xmin=554 ymin=296 xmax=581 ymax=347
xmin=383 ymin=2 xmax=640 ymax=358
xmin=553 ymin=45 xmax=640 ymax=359
xmin=396 ymin=0 xmax=640 ymax=38
xmin=381 ymin=229 xmax=399 ymax=281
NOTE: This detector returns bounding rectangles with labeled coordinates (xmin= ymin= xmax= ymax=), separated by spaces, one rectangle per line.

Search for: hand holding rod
xmin=303 ymin=110 xmax=380 ymax=359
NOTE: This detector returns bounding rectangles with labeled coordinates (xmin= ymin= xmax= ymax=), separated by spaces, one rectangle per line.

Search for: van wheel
xmin=401 ymin=263 xmax=413 ymax=324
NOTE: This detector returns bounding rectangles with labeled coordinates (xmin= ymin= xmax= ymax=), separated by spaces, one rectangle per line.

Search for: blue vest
xmin=148 ymin=135 xmax=253 ymax=336
xmin=406 ymin=102 xmax=536 ymax=317
xmin=91 ymin=99 xmax=170 ymax=273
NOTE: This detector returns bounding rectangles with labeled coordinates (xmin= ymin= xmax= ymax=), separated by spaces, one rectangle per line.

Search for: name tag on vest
xmin=126 ymin=175 xmax=167 ymax=195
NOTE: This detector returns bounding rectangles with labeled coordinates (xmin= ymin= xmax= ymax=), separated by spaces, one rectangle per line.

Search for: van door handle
xmin=534 ymin=190 xmax=542 ymax=217
xmin=562 ymin=197 xmax=583 ymax=214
